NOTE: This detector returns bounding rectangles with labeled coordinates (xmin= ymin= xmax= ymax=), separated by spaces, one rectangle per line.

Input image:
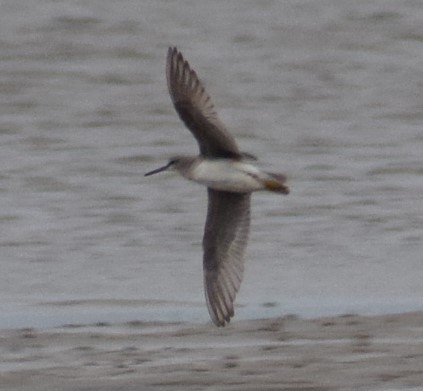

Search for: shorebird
xmin=145 ymin=47 xmax=289 ymax=327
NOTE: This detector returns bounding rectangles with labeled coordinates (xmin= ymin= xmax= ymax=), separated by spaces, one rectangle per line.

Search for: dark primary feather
xmin=166 ymin=47 xmax=242 ymax=159
xmin=203 ymin=189 xmax=251 ymax=326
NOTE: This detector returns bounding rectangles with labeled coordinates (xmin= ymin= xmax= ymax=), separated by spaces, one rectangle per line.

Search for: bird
xmin=145 ymin=47 xmax=289 ymax=327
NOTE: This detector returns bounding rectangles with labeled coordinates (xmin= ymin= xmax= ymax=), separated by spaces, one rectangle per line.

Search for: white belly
xmin=187 ymin=160 xmax=265 ymax=192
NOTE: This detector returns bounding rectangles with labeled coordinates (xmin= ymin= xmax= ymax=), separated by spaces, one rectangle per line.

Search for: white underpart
xmin=187 ymin=160 xmax=267 ymax=193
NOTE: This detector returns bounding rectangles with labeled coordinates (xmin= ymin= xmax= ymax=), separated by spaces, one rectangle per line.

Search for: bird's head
xmin=144 ymin=156 xmax=197 ymax=177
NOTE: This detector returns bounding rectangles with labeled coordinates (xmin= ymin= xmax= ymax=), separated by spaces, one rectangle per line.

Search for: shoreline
xmin=1 ymin=311 xmax=423 ymax=390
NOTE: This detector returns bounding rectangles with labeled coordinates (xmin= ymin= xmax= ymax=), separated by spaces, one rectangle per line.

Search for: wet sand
xmin=1 ymin=312 xmax=423 ymax=390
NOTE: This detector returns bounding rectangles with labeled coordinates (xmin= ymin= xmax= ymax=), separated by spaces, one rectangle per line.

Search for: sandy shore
xmin=1 ymin=311 xmax=423 ymax=390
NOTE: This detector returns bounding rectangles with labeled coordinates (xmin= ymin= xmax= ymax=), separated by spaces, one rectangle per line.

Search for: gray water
xmin=1 ymin=0 xmax=422 ymax=329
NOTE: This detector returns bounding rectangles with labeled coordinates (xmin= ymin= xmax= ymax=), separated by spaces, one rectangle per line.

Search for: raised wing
xmin=166 ymin=47 xmax=241 ymax=159
xmin=203 ymin=189 xmax=251 ymax=326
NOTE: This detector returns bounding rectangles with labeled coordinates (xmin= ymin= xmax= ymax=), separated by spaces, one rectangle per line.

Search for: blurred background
xmin=0 ymin=0 xmax=422 ymax=328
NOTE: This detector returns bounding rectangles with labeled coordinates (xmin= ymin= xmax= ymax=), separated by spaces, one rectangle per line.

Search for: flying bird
xmin=145 ymin=47 xmax=289 ymax=326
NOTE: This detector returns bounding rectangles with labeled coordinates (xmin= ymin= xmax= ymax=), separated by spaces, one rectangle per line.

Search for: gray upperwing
xmin=166 ymin=47 xmax=241 ymax=159
xmin=203 ymin=188 xmax=251 ymax=326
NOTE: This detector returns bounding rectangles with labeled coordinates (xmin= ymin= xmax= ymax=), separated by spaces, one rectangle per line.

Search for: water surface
xmin=1 ymin=0 xmax=422 ymax=328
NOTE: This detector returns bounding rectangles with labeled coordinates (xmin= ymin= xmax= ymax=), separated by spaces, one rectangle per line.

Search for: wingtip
xmin=166 ymin=46 xmax=179 ymax=67
xmin=210 ymin=311 xmax=232 ymax=327
xmin=205 ymin=278 xmax=236 ymax=327
xmin=168 ymin=46 xmax=183 ymax=61
xmin=214 ymin=318 xmax=230 ymax=327
xmin=167 ymin=46 xmax=177 ymax=56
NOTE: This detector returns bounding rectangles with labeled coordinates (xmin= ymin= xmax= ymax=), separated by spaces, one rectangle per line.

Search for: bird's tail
xmin=263 ymin=173 xmax=289 ymax=194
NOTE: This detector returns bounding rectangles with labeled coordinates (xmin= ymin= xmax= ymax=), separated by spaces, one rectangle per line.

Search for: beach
xmin=2 ymin=311 xmax=423 ymax=390
xmin=1 ymin=1 xmax=423 ymax=389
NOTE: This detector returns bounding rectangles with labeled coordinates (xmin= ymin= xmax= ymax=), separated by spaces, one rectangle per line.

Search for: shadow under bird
xmin=145 ymin=47 xmax=289 ymax=327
